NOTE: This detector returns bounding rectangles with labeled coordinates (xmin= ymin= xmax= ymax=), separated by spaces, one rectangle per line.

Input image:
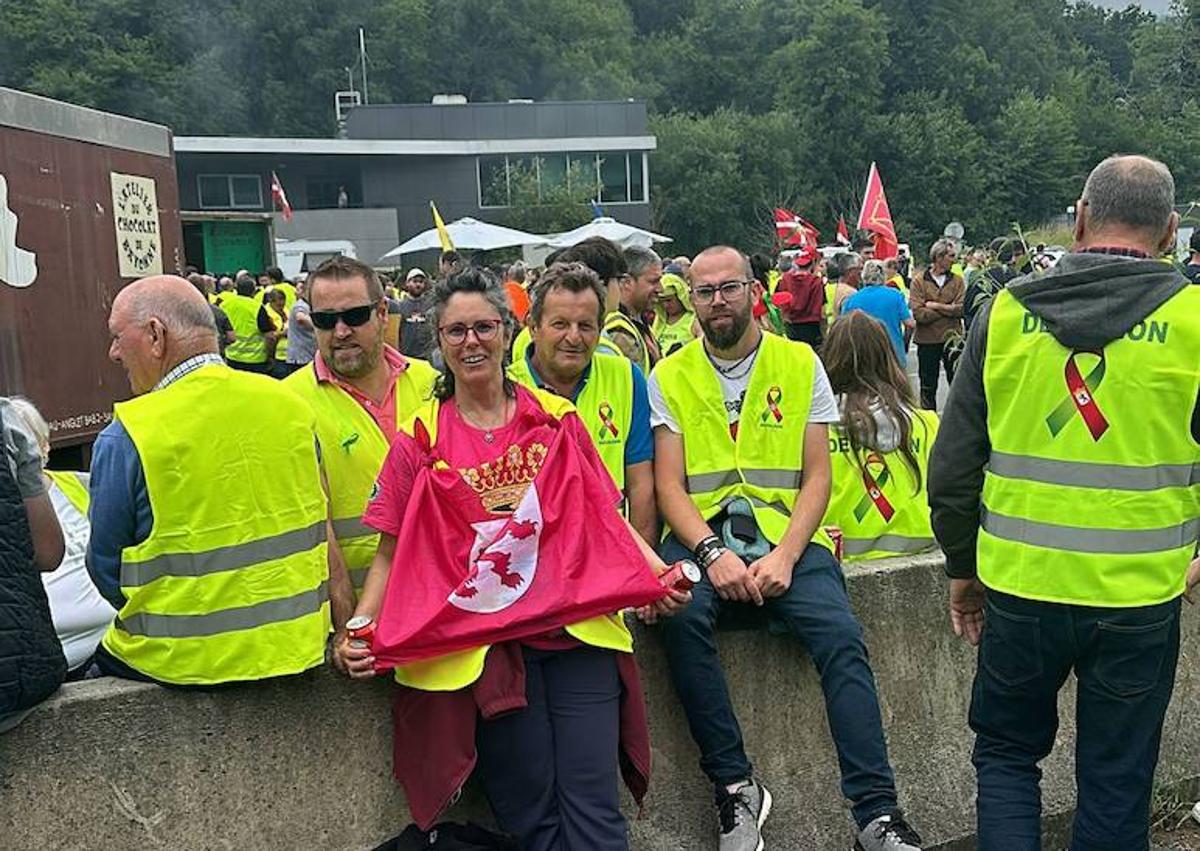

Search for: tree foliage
xmin=3 ymin=0 xmax=1200 ymax=254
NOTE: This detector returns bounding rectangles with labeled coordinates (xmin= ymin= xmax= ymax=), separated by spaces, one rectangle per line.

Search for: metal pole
xmin=359 ymin=28 xmax=369 ymax=105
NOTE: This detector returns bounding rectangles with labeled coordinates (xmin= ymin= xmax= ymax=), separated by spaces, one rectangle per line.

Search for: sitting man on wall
xmin=648 ymin=245 xmax=924 ymax=851
xmin=87 ymin=275 xmax=332 ymax=686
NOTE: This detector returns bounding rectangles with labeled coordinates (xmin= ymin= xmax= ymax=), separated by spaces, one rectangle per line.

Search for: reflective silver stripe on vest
xmin=981 ymin=508 xmax=1200 ymax=555
xmin=113 ymin=580 xmax=329 ymax=639
xmin=120 ymin=520 xmax=326 ymax=587
xmin=348 ymin=565 xmax=370 ymax=588
xmin=332 ymin=517 xmax=377 ymax=542
xmin=687 ymin=468 xmax=801 ymax=492
xmin=989 ymin=451 xmax=1200 ymax=492
xmin=843 ymin=535 xmax=937 ymax=557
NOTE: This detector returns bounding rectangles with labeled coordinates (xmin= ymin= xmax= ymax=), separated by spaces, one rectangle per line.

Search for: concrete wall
xmin=3 ymin=553 xmax=1198 ymax=850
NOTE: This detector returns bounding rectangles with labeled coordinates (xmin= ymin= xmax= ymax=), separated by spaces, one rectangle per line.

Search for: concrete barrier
xmin=2 ymin=553 xmax=1197 ymax=850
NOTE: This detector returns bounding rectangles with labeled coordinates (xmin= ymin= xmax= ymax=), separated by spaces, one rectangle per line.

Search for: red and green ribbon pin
xmin=1045 ymin=350 xmax=1109 ymax=441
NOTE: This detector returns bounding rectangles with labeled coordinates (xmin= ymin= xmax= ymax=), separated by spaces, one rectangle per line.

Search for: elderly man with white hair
xmin=86 ymin=275 xmax=332 ymax=686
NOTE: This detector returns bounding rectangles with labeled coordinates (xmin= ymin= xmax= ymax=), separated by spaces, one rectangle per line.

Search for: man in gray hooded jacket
xmin=929 ymin=154 xmax=1200 ymax=851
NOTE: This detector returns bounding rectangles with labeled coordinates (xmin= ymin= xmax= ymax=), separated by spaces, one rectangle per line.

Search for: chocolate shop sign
xmin=110 ymin=172 xmax=163 ymax=277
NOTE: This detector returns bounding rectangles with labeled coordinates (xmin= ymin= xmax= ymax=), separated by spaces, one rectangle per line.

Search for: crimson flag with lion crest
xmin=369 ymin=395 xmax=667 ymax=668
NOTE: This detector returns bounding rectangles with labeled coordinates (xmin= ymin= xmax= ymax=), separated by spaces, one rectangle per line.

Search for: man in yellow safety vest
xmin=649 ymin=245 xmax=924 ymax=851
xmin=508 ymin=261 xmax=657 ymax=544
xmin=87 ymin=275 xmax=331 ymax=685
xmin=284 ymin=256 xmax=437 ymax=643
xmin=930 ymin=155 xmax=1200 ymax=849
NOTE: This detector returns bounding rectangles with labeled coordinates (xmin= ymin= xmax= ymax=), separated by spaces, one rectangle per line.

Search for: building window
xmin=479 ymin=156 xmax=509 ymax=207
xmin=198 ymin=174 xmax=263 ymax=210
xmin=477 ymin=153 xmax=647 ymax=208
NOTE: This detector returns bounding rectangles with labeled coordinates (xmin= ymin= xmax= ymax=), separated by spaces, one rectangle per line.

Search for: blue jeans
xmin=656 ymin=535 xmax=898 ymax=828
xmin=475 ymin=646 xmax=627 ymax=851
xmin=970 ymin=590 xmax=1181 ymax=851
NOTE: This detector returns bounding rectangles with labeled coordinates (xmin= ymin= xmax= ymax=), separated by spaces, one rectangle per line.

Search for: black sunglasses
xmin=310 ymin=304 xmax=376 ymax=330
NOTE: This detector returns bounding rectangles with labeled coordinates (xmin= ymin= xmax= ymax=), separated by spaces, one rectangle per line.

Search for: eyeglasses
xmin=438 ymin=319 xmax=503 ymax=346
xmin=310 ymin=304 xmax=376 ymax=330
xmin=691 ymin=280 xmax=750 ymax=305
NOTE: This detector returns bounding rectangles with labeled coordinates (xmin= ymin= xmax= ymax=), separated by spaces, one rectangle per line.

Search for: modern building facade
xmin=174 ymin=99 xmax=657 ymax=266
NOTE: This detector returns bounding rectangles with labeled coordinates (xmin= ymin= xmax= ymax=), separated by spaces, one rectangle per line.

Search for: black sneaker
xmin=716 ymin=779 xmax=773 ymax=851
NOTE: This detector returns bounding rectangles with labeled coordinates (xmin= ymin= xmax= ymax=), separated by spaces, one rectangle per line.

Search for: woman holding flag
xmin=335 ymin=267 xmax=688 ymax=851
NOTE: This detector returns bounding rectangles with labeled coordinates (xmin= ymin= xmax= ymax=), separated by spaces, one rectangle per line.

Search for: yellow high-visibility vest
xmin=654 ymin=335 xmax=836 ymax=553
xmin=390 ymin=388 xmax=636 ymax=692
xmin=604 ymin=310 xmax=651 ymax=374
xmin=508 ymin=351 xmax=633 ymax=491
xmin=284 ymin=357 xmax=438 ymax=591
xmin=222 ymin=293 xmax=268 ymax=364
xmin=979 ymin=287 xmax=1200 ymax=606
xmin=45 ymin=470 xmax=89 ymax=515
xmin=823 ymin=409 xmax=938 ymax=560
xmin=101 ymin=365 xmax=331 ymax=684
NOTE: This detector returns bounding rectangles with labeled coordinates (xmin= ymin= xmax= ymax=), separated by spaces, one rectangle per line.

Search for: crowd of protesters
xmin=2 ymin=154 xmax=1199 ymax=851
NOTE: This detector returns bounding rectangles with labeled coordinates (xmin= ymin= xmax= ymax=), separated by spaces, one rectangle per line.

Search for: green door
xmin=202 ymin=220 xmax=267 ymax=274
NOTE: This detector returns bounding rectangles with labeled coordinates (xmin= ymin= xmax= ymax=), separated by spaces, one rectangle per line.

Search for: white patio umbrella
xmin=379 ymin=217 xmax=548 ymax=260
xmin=546 ymin=217 xmax=673 ymax=250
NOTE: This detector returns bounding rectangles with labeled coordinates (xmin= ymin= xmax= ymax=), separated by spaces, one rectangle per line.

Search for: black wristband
xmin=693 ymin=534 xmax=721 ymax=564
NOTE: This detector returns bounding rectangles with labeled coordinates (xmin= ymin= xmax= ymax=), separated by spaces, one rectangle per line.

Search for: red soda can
xmin=824 ymin=525 xmax=844 ymax=562
xmin=346 ymin=615 xmax=375 ymax=649
xmin=659 ymin=559 xmax=702 ymax=592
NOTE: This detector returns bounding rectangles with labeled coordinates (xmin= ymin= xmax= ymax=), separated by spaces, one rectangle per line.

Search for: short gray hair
xmin=1082 ymin=155 xmax=1175 ymax=234
xmin=929 ymin=238 xmax=957 ymax=263
xmin=507 ymin=260 xmax=528 ymax=282
xmin=623 ymin=245 xmax=661 ymax=278
xmin=861 ymin=259 xmax=888 ymax=285
xmin=127 ymin=285 xmax=218 ymax=341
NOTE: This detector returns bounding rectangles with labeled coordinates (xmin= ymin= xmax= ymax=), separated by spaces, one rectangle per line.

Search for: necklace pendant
xmin=483 ymin=431 xmax=495 ymax=444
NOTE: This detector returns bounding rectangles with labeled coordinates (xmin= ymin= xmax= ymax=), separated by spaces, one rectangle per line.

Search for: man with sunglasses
xmin=284 ymin=257 xmax=437 ymax=641
xmin=647 ymin=246 xmax=923 ymax=851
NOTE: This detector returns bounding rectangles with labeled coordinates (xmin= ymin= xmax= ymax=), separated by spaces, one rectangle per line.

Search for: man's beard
xmin=699 ymin=306 xmax=750 ymax=350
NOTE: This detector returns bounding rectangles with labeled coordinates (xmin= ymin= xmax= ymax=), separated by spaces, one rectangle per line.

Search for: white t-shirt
xmin=43 ymin=475 xmax=116 ymax=671
xmin=931 ymin=272 xmax=947 ymax=288
xmin=648 ymin=342 xmax=840 ymax=435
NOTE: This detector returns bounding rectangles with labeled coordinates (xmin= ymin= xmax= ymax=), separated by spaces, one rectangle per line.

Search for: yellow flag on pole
xmin=431 ymin=201 xmax=454 ymax=252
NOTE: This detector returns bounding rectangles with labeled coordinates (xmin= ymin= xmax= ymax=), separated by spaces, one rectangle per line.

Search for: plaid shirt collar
xmin=153 ymin=353 xmax=225 ymax=392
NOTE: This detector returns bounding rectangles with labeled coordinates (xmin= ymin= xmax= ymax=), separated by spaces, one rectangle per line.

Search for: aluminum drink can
xmin=824 ymin=526 xmax=844 ymax=562
xmin=346 ymin=615 xmax=375 ymax=649
xmin=660 ymin=559 xmax=702 ymax=592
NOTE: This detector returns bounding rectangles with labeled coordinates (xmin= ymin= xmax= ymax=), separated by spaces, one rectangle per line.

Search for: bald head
xmin=109 ymin=276 xmax=219 ymax=395
xmin=114 ymin=276 xmax=217 ymax=339
xmin=692 ymin=245 xmax=753 ymax=280
xmin=1078 ymin=155 xmax=1178 ymax=253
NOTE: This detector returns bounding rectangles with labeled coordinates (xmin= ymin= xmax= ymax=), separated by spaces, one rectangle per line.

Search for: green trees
xmin=4 ymin=0 xmax=1200 ymax=250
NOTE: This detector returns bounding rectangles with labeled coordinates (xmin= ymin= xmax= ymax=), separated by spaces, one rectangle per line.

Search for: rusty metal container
xmin=0 ymin=87 xmax=182 ymax=448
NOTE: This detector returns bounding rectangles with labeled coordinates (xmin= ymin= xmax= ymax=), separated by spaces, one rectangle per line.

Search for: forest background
xmin=3 ymin=0 xmax=1199 ymax=253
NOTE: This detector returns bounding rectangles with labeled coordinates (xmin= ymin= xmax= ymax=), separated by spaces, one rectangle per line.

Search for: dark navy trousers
xmin=475 ymin=646 xmax=627 ymax=851
xmin=970 ymin=590 xmax=1181 ymax=851
xmin=656 ymin=535 xmax=899 ymax=829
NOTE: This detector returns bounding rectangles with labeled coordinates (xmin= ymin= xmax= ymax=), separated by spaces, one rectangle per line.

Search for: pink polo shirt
xmin=313 ymin=344 xmax=412 ymax=439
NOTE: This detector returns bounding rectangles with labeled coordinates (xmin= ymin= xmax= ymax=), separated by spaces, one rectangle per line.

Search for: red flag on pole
xmin=271 ymin=171 xmax=293 ymax=222
xmin=855 ymin=163 xmax=898 ymax=259
xmin=773 ymin=208 xmax=820 ymax=248
xmin=836 ymin=215 xmax=851 ymax=246
xmin=371 ymin=413 xmax=667 ymax=668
